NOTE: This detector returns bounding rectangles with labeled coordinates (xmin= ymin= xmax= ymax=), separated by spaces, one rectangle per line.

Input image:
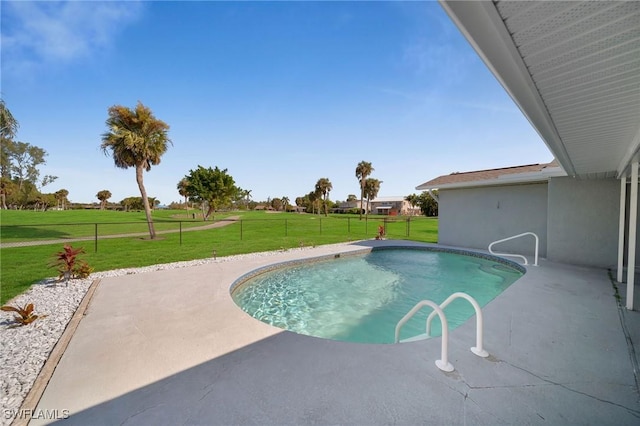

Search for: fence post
xmin=285 ymin=219 xmax=288 ymax=236
xmin=348 ymin=217 xmax=351 ymax=233
xmin=94 ymin=223 xmax=98 ymax=253
xmin=179 ymin=222 xmax=183 ymax=245
xmin=240 ymin=219 xmax=243 ymax=240
xmin=319 ymin=218 xmax=322 ymax=234
xmin=406 ymin=217 xmax=410 ymax=237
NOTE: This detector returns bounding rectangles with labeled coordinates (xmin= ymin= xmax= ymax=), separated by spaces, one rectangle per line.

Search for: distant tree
xmin=100 ymin=101 xmax=172 ymax=239
xmin=241 ymin=189 xmax=252 ymax=210
xmin=120 ymin=196 xmax=146 ymax=211
xmin=0 ymin=99 xmax=19 ymax=139
xmin=0 ymin=138 xmax=12 ymax=181
xmin=97 ymin=190 xmax=112 ymax=210
xmin=55 ymin=189 xmax=69 ymax=210
xmin=347 ymin=194 xmax=357 ymax=202
xmin=177 ymin=178 xmax=190 ymax=211
xmin=36 ymin=192 xmax=56 ymax=211
xmin=0 ymin=101 xmax=58 ymax=209
xmin=282 ymin=196 xmax=290 ymax=211
xmin=0 ymin=100 xmax=19 ymax=206
xmin=0 ymin=177 xmax=13 ymax=209
xmin=315 ymin=178 xmax=332 ymax=216
xmin=232 ymin=187 xmax=252 ymax=210
xmin=184 ymin=165 xmax=238 ymax=220
xmin=364 ymin=178 xmax=382 ymax=218
xmin=5 ymin=141 xmax=55 ymax=191
xmin=121 ymin=197 xmax=132 ymax=211
xmin=405 ymin=193 xmax=420 ymax=216
xmin=307 ymin=190 xmax=318 ymax=215
xmin=355 ymin=161 xmax=373 ymax=220
xmin=271 ymin=197 xmax=283 ymax=211
xmin=418 ymin=191 xmax=438 ymax=217
xmin=14 ymin=180 xmax=39 ymax=209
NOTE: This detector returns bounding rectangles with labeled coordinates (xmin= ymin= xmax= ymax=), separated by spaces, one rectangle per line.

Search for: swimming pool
xmin=231 ymin=247 xmax=524 ymax=344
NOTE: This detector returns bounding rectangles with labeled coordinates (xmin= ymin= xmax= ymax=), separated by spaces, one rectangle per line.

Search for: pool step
xmin=400 ymin=333 xmax=432 ymax=343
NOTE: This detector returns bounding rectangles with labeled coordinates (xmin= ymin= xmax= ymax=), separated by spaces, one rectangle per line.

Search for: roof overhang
xmin=416 ymin=166 xmax=566 ymax=191
xmin=439 ymin=1 xmax=640 ymax=180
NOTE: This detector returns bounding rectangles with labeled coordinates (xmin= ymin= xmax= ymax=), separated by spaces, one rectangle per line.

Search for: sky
xmin=1 ymin=1 xmax=553 ymax=206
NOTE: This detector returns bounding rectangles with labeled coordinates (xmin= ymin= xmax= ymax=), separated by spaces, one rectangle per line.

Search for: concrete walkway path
xmin=30 ymin=241 xmax=640 ymax=425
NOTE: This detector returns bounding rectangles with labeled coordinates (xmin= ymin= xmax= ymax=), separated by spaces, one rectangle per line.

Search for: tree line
xmin=3 ymin=99 xmax=438 ymax=241
xmin=1 ymin=100 xmax=60 ymax=210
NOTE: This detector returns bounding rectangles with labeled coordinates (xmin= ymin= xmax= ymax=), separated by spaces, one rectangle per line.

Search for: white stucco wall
xmin=438 ymin=183 xmax=548 ymax=257
xmin=546 ymin=177 xmax=619 ymax=268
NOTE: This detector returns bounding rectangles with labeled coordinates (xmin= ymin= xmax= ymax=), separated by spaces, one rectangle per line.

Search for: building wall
xmin=547 ymin=177 xmax=619 ymax=268
xmin=370 ymin=200 xmax=411 ymax=215
xmin=439 ymin=183 xmax=548 ymax=257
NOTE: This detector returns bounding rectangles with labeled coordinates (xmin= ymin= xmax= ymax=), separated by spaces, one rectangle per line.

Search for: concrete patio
xmin=31 ymin=241 xmax=640 ymax=425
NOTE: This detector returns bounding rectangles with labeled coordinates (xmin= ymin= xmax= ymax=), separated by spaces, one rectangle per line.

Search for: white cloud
xmin=2 ymin=1 xmax=144 ymax=72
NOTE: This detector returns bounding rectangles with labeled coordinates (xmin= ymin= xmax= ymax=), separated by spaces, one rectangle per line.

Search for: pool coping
xmin=230 ymin=244 xmax=526 ymax=296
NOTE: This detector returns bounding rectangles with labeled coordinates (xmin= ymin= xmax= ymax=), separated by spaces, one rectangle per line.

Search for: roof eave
xmin=415 ymin=167 xmax=567 ymax=191
xmin=438 ymin=0 xmax=578 ymax=177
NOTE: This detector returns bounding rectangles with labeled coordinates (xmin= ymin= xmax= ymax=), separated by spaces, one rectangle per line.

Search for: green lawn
xmin=0 ymin=208 xmax=220 ymax=242
xmin=0 ymin=209 xmax=437 ymax=304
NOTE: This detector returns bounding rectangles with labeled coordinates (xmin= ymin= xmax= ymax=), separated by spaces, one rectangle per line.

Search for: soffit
xmin=440 ymin=0 xmax=640 ymax=179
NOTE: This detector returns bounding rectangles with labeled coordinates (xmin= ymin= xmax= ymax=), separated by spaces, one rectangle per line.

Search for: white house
xmin=423 ymin=1 xmax=640 ymax=309
xmin=368 ymin=196 xmax=419 ymax=216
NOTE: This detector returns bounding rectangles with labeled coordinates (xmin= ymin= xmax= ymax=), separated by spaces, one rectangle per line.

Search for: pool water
xmin=232 ymin=248 xmax=523 ymax=344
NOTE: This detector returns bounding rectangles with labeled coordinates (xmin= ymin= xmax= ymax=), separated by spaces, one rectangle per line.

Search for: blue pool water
xmin=231 ymin=248 xmax=524 ymax=344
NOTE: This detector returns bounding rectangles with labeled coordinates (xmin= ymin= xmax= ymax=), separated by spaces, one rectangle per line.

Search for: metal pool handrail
xmin=488 ymin=232 xmax=539 ymax=266
xmin=394 ymin=300 xmax=454 ymax=372
xmin=426 ymin=292 xmax=489 ymax=358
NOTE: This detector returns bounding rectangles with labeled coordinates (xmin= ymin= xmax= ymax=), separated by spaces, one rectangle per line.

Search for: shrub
xmin=1 ymin=303 xmax=45 ymax=327
xmin=51 ymin=244 xmax=93 ymax=285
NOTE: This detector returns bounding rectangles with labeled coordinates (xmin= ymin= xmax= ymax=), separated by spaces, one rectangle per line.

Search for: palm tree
xmin=55 ymin=189 xmax=69 ymax=210
xmin=244 ymin=189 xmax=252 ymax=210
xmin=0 ymin=99 xmax=19 ymax=139
xmin=308 ymin=190 xmax=318 ymax=215
xmin=364 ymin=178 xmax=382 ymax=219
xmin=315 ymin=177 xmax=333 ymax=217
xmin=96 ymin=190 xmax=112 ymax=210
xmin=355 ymin=161 xmax=373 ymax=220
xmin=177 ymin=178 xmax=190 ymax=211
xmin=282 ymin=196 xmax=290 ymax=212
xmin=405 ymin=193 xmax=419 ymax=216
xmin=100 ymin=102 xmax=171 ymax=239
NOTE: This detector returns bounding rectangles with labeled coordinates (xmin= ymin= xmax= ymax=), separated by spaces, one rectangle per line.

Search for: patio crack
xmin=119 ymin=403 xmax=165 ymax=426
xmin=475 ymin=359 xmax=640 ymax=419
xmin=433 ymin=372 xmax=510 ymax=425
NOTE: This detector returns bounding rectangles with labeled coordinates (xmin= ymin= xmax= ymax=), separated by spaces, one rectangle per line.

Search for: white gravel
xmin=0 ymin=244 xmax=351 ymax=425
